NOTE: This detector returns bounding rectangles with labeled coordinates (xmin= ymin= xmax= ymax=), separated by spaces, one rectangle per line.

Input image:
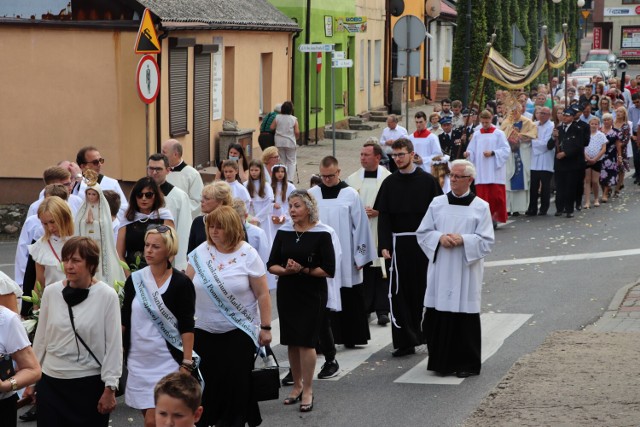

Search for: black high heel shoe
xmin=283 ymin=392 xmax=302 ymax=405
xmin=300 ymin=395 xmax=314 ymax=412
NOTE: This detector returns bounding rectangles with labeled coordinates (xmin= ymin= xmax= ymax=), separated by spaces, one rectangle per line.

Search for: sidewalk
xmin=463 ymin=281 xmax=640 ymax=426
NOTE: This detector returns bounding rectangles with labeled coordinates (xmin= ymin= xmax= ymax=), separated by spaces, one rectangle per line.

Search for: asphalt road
xmin=5 ymin=62 xmax=639 ymax=427
xmin=5 ymin=178 xmax=640 ymax=427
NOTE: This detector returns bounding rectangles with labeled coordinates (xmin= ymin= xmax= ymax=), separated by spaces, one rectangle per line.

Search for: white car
xmin=581 ymin=61 xmax=612 ymax=79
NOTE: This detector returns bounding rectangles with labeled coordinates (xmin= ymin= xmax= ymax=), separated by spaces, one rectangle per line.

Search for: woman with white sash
xmin=121 ymin=225 xmax=196 ymax=427
xmin=116 ymin=177 xmax=174 ymax=274
xmin=267 ymin=190 xmax=337 ymax=413
xmin=186 ymin=206 xmax=272 ymax=427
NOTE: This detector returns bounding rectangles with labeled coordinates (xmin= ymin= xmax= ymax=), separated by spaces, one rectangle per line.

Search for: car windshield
xmin=588 ymin=54 xmax=609 ymax=61
xmin=571 ymin=70 xmax=599 ymax=76
xmin=582 ymin=62 xmax=609 ymax=71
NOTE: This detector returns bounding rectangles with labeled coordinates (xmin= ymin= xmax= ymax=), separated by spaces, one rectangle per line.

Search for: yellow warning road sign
xmin=135 ymin=9 xmax=161 ymax=54
xmin=581 ymin=10 xmax=590 ymax=19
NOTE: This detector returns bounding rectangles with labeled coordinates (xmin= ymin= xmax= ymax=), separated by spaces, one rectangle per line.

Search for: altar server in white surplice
xmin=410 ymin=111 xmax=443 ymax=174
xmin=308 ymin=156 xmax=376 ymax=347
xmin=345 ymin=140 xmax=392 ymax=326
xmin=417 ymin=160 xmax=494 ymax=378
xmin=147 ymin=154 xmax=192 ymax=271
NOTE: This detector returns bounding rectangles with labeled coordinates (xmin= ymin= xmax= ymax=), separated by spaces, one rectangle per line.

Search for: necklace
xmin=295 ymin=230 xmax=306 ymax=243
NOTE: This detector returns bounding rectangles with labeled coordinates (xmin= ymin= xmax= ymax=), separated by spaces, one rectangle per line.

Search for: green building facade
xmin=269 ymin=0 xmax=357 ymax=143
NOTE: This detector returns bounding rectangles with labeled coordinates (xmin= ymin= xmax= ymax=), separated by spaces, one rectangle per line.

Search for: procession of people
xmin=3 ymin=72 xmax=640 ymax=425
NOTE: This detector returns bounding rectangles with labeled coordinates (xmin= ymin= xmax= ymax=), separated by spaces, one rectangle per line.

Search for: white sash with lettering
xmin=189 ymin=244 xmax=259 ymax=347
xmin=131 ymin=269 xmax=203 ymax=378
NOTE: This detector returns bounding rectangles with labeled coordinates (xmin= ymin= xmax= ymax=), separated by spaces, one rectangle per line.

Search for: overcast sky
xmin=1 ymin=0 xmax=69 ymax=18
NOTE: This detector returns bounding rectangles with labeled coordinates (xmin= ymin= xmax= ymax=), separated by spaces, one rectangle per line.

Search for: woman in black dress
xmin=268 ymin=190 xmax=335 ymax=413
xmin=116 ymin=177 xmax=174 ymax=273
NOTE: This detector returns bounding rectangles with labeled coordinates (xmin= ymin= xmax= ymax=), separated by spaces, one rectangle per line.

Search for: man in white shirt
xmin=73 ymin=146 xmax=128 ymax=220
xmin=147 ymin=154 xmax=192 ymax=270
xmin=526 ymin=107 xmax=556 ymax=216
xmin=27 ymin=166 xmax=84 ymax=217
xmin=379 ymin=114 xmax=408 ymax=172
xmin=161 ymin=139 xmax=204 ymax=219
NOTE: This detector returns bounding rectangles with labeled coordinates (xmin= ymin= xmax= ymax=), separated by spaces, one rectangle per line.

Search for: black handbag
xmin=0 ymin=353 xmax=15 ymax=381
xmin=251 ymin=351 xmax=281 ymax=402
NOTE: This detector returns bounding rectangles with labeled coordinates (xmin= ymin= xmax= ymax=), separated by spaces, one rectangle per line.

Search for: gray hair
xmin=601 ymin=112 xmax=613 ymax=122
xmin=288 ymin=189 xmax=319 ymax=223
xmin=387 ymin=114 xmax=399 ymax=123
xmin=450 ymin=159 xmax=476 ymax=179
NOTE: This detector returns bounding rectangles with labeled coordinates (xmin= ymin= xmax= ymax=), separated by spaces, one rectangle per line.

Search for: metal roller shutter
xmin=169 ymin=47 xmax=188 ymax=137
xmin=193 ymin=53 xmax=211 ymax=169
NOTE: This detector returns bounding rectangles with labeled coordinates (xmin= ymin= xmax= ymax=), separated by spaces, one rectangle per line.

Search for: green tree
xmin=450 ymin=0 xmax=489 ymax=105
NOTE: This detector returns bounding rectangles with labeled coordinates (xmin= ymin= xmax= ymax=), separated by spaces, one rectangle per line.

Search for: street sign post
xmin=393 ymin=15 xmax=428 ymax=130
xmin=332 ymin=59 xmax=353 ymax=68
xmin=298 ymin=44 xmax=334 ymax=53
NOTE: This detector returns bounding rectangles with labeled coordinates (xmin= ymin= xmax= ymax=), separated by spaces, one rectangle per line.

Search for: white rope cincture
xmin=387 ymin=232 xmax=418 ymax=329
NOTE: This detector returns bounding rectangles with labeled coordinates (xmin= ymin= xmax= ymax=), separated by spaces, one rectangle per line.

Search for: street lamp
xmin=577 ymin=0 xmax=585 ymax=7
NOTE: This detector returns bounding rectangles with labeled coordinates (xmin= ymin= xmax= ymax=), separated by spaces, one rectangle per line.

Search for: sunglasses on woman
xmin=147 ymin=224 xmax=172 ymax=234
xmin=136 ymin=191 xmax=155 ymax=199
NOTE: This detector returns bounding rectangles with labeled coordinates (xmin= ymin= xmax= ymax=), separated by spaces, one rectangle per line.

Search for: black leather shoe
xmin=19 ymin=405 xmax=37 ymax=422
xmin=391 ymin=347 xmax=415 ymax=357
xmin=281 ymin=370 xmax=293 ymax=386
xmin=554 ymin=212 xmax=563 ymax=217
xmin=566 ymin=213 xmax=574 ymax=218
xmin=377 ymin=314 xmax=390 ymax=326
xmin=456 ymin=371 xmax=479 ymax=378
xmin=575 ymin=205 xmax=581 ymax=211
xmin=525 ymin=211 xmax=537 ymax=216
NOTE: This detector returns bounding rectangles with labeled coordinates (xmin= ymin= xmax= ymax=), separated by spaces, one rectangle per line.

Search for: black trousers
xmin=0 ymin=394 xmax=18 ymax=427
xmin=555 ymin=169 xmax=581 ymax=214
xmin=528 ymin=170 xmax=553 ymax=214
xmin=575 ymin=167 xmax=586 ymax=207
xmin=363 ymin=264 xmax=390 ymax=315
xmin=316 ymin=309 xmax=336 ymax=361
xmin=632 ymin=134 xmax=640 ymax=177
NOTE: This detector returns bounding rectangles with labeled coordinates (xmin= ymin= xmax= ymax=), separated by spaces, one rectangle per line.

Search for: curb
xmin=585 ymin=279 xmax=640 ymax=331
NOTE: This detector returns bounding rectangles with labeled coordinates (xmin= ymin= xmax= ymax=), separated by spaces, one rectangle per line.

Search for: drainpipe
xmin=383 ymin=0 xmax=391 ymax=111
xmin=425 ymin=17 xmax=432 ymax=102
xmin=304 ymin=0 xmax=311 ymax=145
xmin=291 ymin=22 xmax=300 ymax=110
xmin=156 ymin=27 xmax=171 ymax=153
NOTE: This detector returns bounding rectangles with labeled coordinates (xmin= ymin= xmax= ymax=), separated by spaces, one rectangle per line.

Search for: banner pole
xmin=542 ymin=26 xmax=555 ymax=112
xmin=562 ymin=23 xmax=569 ymax=108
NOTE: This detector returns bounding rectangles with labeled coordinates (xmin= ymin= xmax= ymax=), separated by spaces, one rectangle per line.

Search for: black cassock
xmin=374 ymin=167 xmax=442 ymax=350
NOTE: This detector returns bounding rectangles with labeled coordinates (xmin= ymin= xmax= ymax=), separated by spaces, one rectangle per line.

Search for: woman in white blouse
xmin=25 ymin=237 xmax=122 ymax=427
xmin=583 ymin=117 xmax=607 ymax=208
xmin=29 ymin=196 xmax=74 ymax=289
xmin=186 ymin=206 xmax=272 ymax=427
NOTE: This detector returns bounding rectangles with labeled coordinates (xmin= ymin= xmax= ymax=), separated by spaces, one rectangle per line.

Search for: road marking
xmin=394 ymin=313 xmax=531 ymax=385
xmin=0 ymin=263 xmax=14 ymax=268
xmin=485 ymin=248 xmax=640 ymax=268
xmin=274 ymin=317 xmax=393 ymax=381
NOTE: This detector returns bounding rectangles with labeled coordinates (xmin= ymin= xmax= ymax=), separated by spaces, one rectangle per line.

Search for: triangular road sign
xmin=135 ymin=9 xmax=161 ymax=54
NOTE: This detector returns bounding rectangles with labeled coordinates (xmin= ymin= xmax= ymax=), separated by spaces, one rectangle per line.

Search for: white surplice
xmin=163 ymin=186 xmax=192 ymax=271
xmin=166 ymin=164 xmax=204 ymax=219
xmin=308 ymin=185 xmax=376 ymax=288
xmin=466 ymin=127 xmax=511 ymax=185
xmin=410 ymin=132 xmax=443 ymax=173
xmin=345 ymin=167 xmax=391 ymax=268
xmin=417 ymin=194 xmax=494 ymax=313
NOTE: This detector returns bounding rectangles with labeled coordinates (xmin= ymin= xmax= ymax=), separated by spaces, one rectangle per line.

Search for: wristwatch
xmin=106 ymin=385 xmax=117 ymax=392
xmin=9 ymin=377 xmax=17 ymax=392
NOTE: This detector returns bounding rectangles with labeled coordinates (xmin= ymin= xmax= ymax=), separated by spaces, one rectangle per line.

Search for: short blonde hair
xmin=205 ymin=206 xmax=245 ymax=248
xmin=232 ymin=198 xmax=247 ymax=219
xmin=37 ymin=196 xmax=74 ymax=240
xmin=261 ymin=146 xmax=279 ymax=164
xmin=202 ymin=181 xmax=233 ymax=206
xmin=145 ymin=225 xmax=179 ymax=258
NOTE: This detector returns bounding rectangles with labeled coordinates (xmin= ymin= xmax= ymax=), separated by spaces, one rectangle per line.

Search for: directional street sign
xmin=135 ymin=8 xmax=161 ymax=54
xmin=333 ymin=51 xmax=345 ymax=59
xmin=332 ymin=59 xmax=353 ymax=68
xmin=298 ymin=44 xmax=334 ymax=53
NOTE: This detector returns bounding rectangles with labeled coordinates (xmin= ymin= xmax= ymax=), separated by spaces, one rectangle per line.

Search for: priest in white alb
xmin=162 ymin=139 xmax=204 ymax=219
xmin=308 ymin=156 xmax=377 ymax=347
xmin=417 ymin=159 xmax=494 ymax=378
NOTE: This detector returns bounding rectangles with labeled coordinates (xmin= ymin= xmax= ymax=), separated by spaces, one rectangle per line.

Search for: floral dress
xmin=599 ymin=126 xmax=625 ymax=187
